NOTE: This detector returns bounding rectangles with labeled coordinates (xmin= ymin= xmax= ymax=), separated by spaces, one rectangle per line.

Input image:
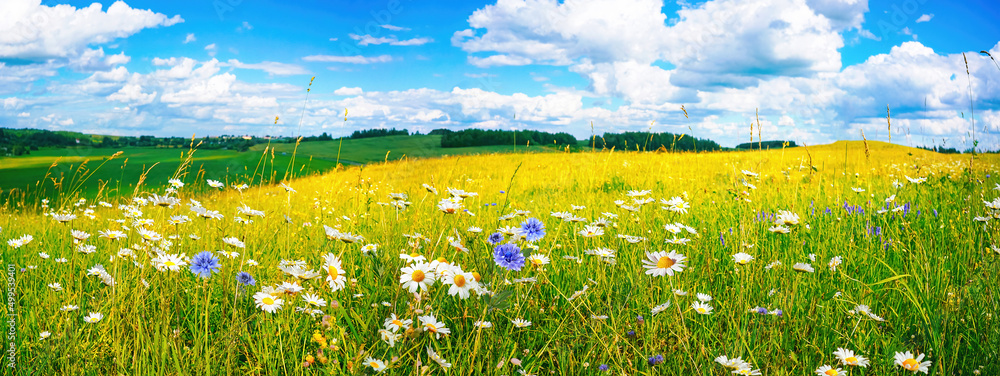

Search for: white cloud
xmin=204 ymin=43 xmax=217 ymax=56
xmin=380 ymin=24 xmax=409 ymax=31
xmin=107 ymin=83 xmax=156 ymax=105
xmin=334 ymin=87 xmax=363 ymax=96
xmin=348 ymin=33 xmax=432 ymax=46
xmin=17 ymin=112 xmax=29 ymax=117
xmin=224 ymin=59 xmax=310 ymax=76
xmin=183 ymin=33 xmax=196 ymax=43
xmin=236 ymin=21 xmax=253 ymax=32
xmin=916 ymin=13 xmax=933 ymax=23
xmin=302 ymin=54 xmax=393 ymax=64
xmin=0 ymin=0 xmax=182 ymax=60
xmin=58 ymin=118 xmax=74 ymax=126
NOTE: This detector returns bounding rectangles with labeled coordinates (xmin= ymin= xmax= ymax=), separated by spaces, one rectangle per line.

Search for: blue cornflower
xmin=236 ymin=271 xmax=256 ymax=286
xmin=493 ymin=243 xmax=525 ymax=271
xmin=626 ymin=330 xmax=636 ymax=338
xmin=487 ymin=232 xmax=505 ymax=245
xmin=519 ymin=217 xmax=546 ymax=242
xmin=647 ymin=354 xmax=664 ymax=366
xmin=598 ymin=364 xmax=609 ymax=371
xmin=189 ymin=251 xmax=221 ymax=279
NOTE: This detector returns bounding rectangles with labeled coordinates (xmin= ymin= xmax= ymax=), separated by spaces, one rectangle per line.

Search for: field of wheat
xmin=3 ymin=141 xmax=998 ymax=375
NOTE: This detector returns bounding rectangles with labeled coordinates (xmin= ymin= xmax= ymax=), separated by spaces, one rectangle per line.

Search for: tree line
xmin=591 ymin=131 xmax=721 ymax=152
xmin=435 ymin=128 xmax=577 ymax=148
xmin=735 ymin=140 xmax=797 ymax=149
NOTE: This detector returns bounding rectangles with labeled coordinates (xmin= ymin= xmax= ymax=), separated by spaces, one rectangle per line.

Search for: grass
xmin=0 ymin=135 xmax=555 ymax=201
xmin=2 ymin=141 xmax=998 ymax=375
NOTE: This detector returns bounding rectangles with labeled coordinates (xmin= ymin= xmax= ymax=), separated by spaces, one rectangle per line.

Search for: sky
xmin=1 ymin=0 xmax=1000 ymax=148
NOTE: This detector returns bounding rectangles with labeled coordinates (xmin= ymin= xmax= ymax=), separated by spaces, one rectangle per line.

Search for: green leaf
xmin=488 ymin=290 xmax=515 ymax=312
xmin=870 ymin=274 xmax=911 ymax=286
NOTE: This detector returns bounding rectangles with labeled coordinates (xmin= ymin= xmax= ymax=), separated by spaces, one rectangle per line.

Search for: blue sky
xmin=1 ymin=0 xmax=1000 ymax=148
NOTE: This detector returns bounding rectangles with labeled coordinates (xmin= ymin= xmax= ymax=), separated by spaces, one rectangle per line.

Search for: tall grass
xmin=3 ymin=141 xmax=998 ymax=375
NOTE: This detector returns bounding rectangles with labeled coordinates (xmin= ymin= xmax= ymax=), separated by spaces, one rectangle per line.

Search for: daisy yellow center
xmin=411 ymin=270 xmax=426 ymax=283
xmin=845 ymin=356 xmax=857 ymax=364
xmin=164 ymin=260 xmax=176 ymax=267
xmin=472 ymin=272 xmax=481 ymax=282
xmin=262 ymin=297 xmax=274 ymax=305
xmin=437 ymin=257 xmax=447 ymax=263
xmin=696 ymin=307 xmax=707 ymax=314
xmin=328 ymin=267 xmax=339 ymax=280
xmin=454 ymin=275 xmax=466 ymax=287
xmin=657 ymin=256 xmax=676 ymax=269
xmin=825 ymin=369 xmax=838 ymax=376
xmin=392 ymin=319 xmax=403 ymax=327
xmin=902 ymin=358 xmax=919 ymax=370
xmin=369 ymin=361 xmax=379 ymax=367
xmin=532 ymin=258 xmax=543 ymax=265
xmin=425 ymin=323 xmax=437 ymax=332
xmin=410 ymin=252 xmax=420 ymax=258
xmin=738 ymin=259 xmax=748 ymax=265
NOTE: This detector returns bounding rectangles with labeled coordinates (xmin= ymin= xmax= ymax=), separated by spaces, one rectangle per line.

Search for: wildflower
xmin=741 ymin=170 xmax=759 ymax=177
xmin=84 ymin=312 xmax=104 ymax=323
xmin=732 ymin=366 xmax=763 ymax=375
xmin=493 ymin=243 xmax=526 ymax=271
xmin=361 ymin=243 xmax=378 ymax=254
xmin=815 ymin=365 xmax=844 ymax=376
xmin=189 ymin=251 xmax=221 ymax=279
xmin=696 ymin=293 xmax=713 ymax=302
xmin=474 ymin=320 xmax=493 ymax=328
xmin=438 ymin=198 xmax=462 ymax=214
xmin=378 ymin=329 xmax=400 ymax=347
xmin=418 ymin=314 xmax=450 ymax=338
xmin=833 ymin=348 xmax=870 ymax=367
xmin=7 ymin=234 xmax=34 ymax=248
xmin=48 ymin=283 xmax=62 ymax=291
xmin=487 ymin=232 xmax=505 ymax=244
xmin=732 ymin=252 xmax=754 ymax=265
xmin=519 ymin=217 xmax=546 ymax=242
xmin=715 ymin=355 xmax=750 ymax=369
xmin=793 ymin=262 xmax=815 ymax=273
xmin=894 ymin=351 xmax=931 ymax=373
xmin=152 ymin=253 xmax=188 ymax=272
xmin=642 ymin=250 xmax=687 ymax=277
xmin=511 ymin=318 xmax=532 ymax=328
xmin=527 ymin=254 xmax=550 ymax=269
xmin=222 ymin=237 xmax=245 ymax=248
xmin=768 ymin=225 xmax=791 ymax=234
xmin=253 ymin=291 xmax=284 ymax=313
xmin=207 ymin=179 xmax=224 ymax=188
xmin=302 ymin=293 xmax=327 ymax=307
xmin=691 ymin=301 xmax=713 ymax=315
xmin=400 ymin=262 xmax=435 ymax=293
xmin=660 ymin=197 xmax=689 ymax=213
xmin=168 ymin=179 xmax=184 ymax=188
xmin=775 ymin=210 xmax=799 ymax=225
xmin=39 ymin=331 xmax=51 ymax=340
xmin=651 ymin=301 xmax=671 ymax=316
xmin=71 ymin=230 xmax=91 ymax=242
xmin=61 ymin=305 xmax=80 ymax=312
xmin=236 ymin=272 xmax=256 ymax=286
xmin=365 ymin=357 xmax=387 ymax=373
xmin=321 ymin=253 xmax=346 ymax=291
xmin=598 ymin=364 xmax=609 ymax=371
xmin=427 ymin=347 xmax=452 ymax=369
xmin=384 ymin=313 xmax=412 ymax=332
xmin=442 ymin=268 xmax=476 ymax=299
xmin=828 ymin=256 xmax=843 ymax=271
xmin=578 ymin=225 xmax=604 ymax=237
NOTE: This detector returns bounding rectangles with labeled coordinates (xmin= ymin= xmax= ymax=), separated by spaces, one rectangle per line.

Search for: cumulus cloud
xmin=916 ymin=13 xmax=933 ymax=23
xmin=183 ymin=33 xmax=196 ymax=43
xmin=0 ymin=0 xmax=181 ymax=60
xmin=334 ymin=87 xmax=363 ymax=96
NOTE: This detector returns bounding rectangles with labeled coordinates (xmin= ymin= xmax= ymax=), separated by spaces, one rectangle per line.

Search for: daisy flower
xmin=792 ymin=262 xmax=815 ymax=273
xmin=152 ymin=253 xmax=188 ymax=272
xmin=302 ymin=293 xmax=327 ymax=307
xmin=399 ymin=262 xmax=435 ymax=293
xmin=207 ymin=179 xmax=224 ymax=188
xmin=437 ymin=198 xmax=462 ymax=214
xmin=83 ymin=312 xmax=103 ymax=323
xmin=578 ymin=225 xmax=604 ymax=237
xmin=253 ymin=291 xmax=284 ymax=313
xmin=48 ymin=283 xmax=62 ymax=291
xmin=732 ymin=252 xmax=754 ymax=265
xmin=427 ymin=346 xmax=452 ymax=369
xmin=732 ymin=366 xmax=762 ymax=375
xmin=696 ymin=293 xmax=713 ymax=302
xmin=527 ymin=254 xmax=550 ymax=269
xmin=511 ymin=318 xmax=532 ymax=328
xmin=775 ymin=210 xmax=800 ymax=225
xmin=168 ymin=179 xmax=184 ymax=188
xmin=322 ymin=253 xmax=346 ymax=291
xmin=441 ymin=269 xmax=476 ymax=299
xmin=651 ymin=301 xmax=671 ymax=316
xmin=222 ymin=237 xmax=245 ymax=249
xmin=418 ymin=314 xmax=450 ymax=338
xmin=642 ymin=250 xmax=687 ymax=277
xmin=894 ymin=351 xmax=931 ymax=373
xmin=384 ymin=313 xmax=412 ymax=332
xmin=378 ymin=328 xmax=400 ymax=347
xmin=361 ymin=243 xmax=378 ymax=254
xmin=60 ymin=305 xmax=79 ymax=312
xmin=768 ymin=225 xmax=791 ymax=234
xmin=365 ymin=357 xmax=387 ymax=373
xmin=474 ymin=320 xmax=493 ymax=328
xmin=691 ymin=301 xmax=713 ymax=315
xmin=39 ymin=331 xmax=51 ymax=340
xmin=833 ymin=348 xmax=870 ymax=367
xmin=815 ymin=365 xmax=844 ymax=376
xmin=714 ymin=355 xmax=749 ymax=369
xmin=828 ymin=256 xmax=843 ymax=271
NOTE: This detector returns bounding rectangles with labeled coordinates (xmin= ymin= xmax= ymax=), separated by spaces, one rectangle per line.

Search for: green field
xmin=0 ymin=135 xmax=555 ymax=201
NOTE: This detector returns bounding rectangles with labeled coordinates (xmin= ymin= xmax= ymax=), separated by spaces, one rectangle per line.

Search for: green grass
xmin=0 ymin=135 xmax=556 ymax=201
xmin=3 ymin=141 xmax=997 ymax=375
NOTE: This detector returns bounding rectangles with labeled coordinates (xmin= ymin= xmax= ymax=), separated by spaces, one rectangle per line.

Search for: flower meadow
xmin=2 ymin=141 xmax=998 ymax=375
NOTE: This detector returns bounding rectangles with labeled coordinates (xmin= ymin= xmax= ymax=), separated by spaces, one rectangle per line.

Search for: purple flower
xmin=487 ymin=232 xmax=505 ymax=245
xmin=598 ymin=364 xmax=609 ymax=371
xmin=493 ymin=243 xmax=525 ymax=271
xmin=189 ymin=251 xmax=220 ymax=279
xmin=236 ymin=271 xmax=255 ymax=286
xmin=519 ymin=217 xmax=546 ymax=242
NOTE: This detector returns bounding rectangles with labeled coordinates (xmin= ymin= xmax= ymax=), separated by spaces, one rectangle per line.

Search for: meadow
xmin=0 ymin=134 xmax=551 ymax=201
xmin=2 ymin=140 xmax=998 ymax=375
